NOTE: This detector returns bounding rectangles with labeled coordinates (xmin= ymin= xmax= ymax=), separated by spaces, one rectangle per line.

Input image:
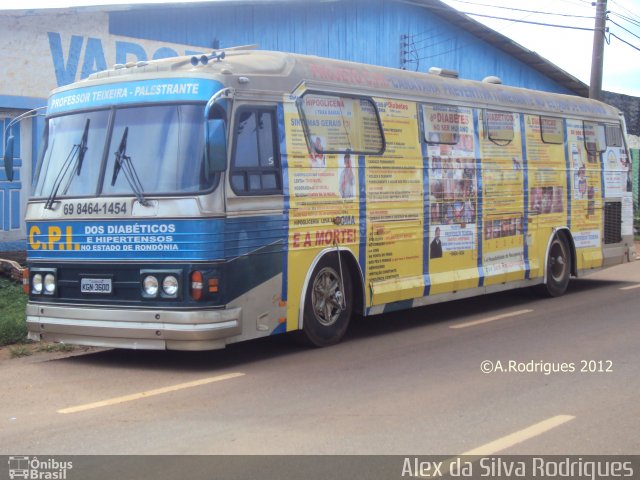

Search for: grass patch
xmin=0 ymin=277 xmax=28 ymax=346
xmin=36 ymin=343 xmax=75 ymax=353
xmin=9 ymin=344 xmax=32 ymax=358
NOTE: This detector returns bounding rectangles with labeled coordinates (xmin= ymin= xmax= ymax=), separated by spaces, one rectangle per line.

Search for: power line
xmin=609 ymin=11 xmax=640 ymax=28
xmin=609 ymin=0 xmax=640 ymax=23
xmin=418 ymin=3 xmax=598 ymax=31
xmin=610 ymin=31 xmax=640 ymax=51
xmin=444 ymin=0 xmax=595 ymax=19
xmin=412 ymin=36 xmax=459 ymax=53
xmin=459 ymin=11 xmax=598 ymax=30
xmin=608 ymin=18 xmax=640 ymax=42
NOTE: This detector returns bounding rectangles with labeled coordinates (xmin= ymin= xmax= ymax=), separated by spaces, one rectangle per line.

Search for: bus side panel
xmin=522 ymin=115 xmax=570 ymax=278
xmin=566 ymin=118 xmax=604 ymax=269
xmin=282 ymin=99 xmax=360 ymax=330
xmin=365 ymin=98 xmax=425 ymax=306
xmin=424 ymin=105 xmax=479 ymax=295
xmin=478 ymin=110 xmax=527 ymax=287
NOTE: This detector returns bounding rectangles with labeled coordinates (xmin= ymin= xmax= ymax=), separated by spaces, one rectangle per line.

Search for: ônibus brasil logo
xmin=8 ymin=456 xmax=73 ymax=479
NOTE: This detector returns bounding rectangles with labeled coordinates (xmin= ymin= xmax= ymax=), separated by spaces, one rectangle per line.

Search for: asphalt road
xmin=1 ymin=261 xmax=639 ymax=455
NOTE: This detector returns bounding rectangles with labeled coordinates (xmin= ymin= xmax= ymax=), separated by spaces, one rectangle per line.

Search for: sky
xmin=3 ymin=0 xmax=640 ymax=96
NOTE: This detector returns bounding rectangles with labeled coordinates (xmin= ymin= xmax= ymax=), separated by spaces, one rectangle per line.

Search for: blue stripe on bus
xmin=224 ymin=215 xmax=287 ymax=259
xmin=420 ymin=108 xmax=431 ymax=297
xmin=473 ymin=109 xmax=485 ymax=287
xmin=26 ymin=215 xmax=287 ymax=262
xmin=520 ymin=115 xmax=531 ymax=279
xmin=271 ymin=322 xmax=287 ymax=335
xmin=563 ymin=119 xmax=572 ymax=229
xmin=358 ymin=153 xmax=367 ymax=277
xmin=277 ymin=103 xmax=289 ymax=301
xmin=47 ymin=78 xmax=224 ymax=115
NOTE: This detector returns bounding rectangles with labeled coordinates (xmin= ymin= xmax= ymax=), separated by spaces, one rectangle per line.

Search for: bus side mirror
xmin=206 ymin=119 xmax=227 ymax=173
xmin=3 ymin=135 xmax=15 ymax=182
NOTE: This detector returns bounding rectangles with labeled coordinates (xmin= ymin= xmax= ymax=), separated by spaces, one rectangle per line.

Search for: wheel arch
xmin=543 ymin=227 xmax=577 ymax=285
xmin=297 ymin=247 xmax=364 ymax=330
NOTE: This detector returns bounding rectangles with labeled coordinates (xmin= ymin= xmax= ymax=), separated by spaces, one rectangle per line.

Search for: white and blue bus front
xmin=25 ymin=76 xmax=240 ymax=350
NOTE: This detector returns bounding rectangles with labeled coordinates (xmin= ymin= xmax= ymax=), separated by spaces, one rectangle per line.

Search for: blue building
xmin=0 ymin=0 xmax=589 ymax=251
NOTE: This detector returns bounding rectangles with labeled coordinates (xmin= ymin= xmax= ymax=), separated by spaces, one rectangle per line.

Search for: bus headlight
xmin=162 ymin=275 xmax=179 ymax=297
xmin=32 ymin=273 xmax=43 ymax=294
xmin=44 ymin=273 xmax=56 ymax=295
xmin=143 ymin=275 xmax=159 ymax=297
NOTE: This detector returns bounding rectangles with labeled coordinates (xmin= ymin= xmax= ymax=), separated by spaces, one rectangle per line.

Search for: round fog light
xmin=143 ymin=275 xmax=159 ymax=296
xmin=162 ymin=275 xmax=179 ymax=296
xmin=33 ymin=273 xmax=43 ymax=293
xmin=44 ymin=273 xmax=56 ymax=294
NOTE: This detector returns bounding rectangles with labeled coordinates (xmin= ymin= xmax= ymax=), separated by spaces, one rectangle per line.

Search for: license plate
xmin=81 ymin=278 xmax=112 ymax=294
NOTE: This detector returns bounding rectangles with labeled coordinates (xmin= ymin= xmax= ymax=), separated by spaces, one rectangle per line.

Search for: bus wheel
xmin=302 ymin=254 xmax=353 ymax=347
xmin=542 ymin=234 xmax=571 ymax=297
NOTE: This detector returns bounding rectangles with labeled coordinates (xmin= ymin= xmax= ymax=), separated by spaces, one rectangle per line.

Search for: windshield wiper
xmin=44 ymin=118 xmax=90 ymax=210
xmin=110 ymin=127 xmax=149 ymax=206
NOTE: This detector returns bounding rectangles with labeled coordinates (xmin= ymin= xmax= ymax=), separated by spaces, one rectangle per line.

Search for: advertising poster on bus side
xmin=566 ymin=119 xmax=604 ymax=270
xmin=423 ymin=105 xmax=479 ymax=294
xmin=283 ymin=96 xmax=361 ymax=331
xmin=480 ymin=111 xmax=526 ymax=285
xmin=365 ymin=98 xmax=424 ymax=306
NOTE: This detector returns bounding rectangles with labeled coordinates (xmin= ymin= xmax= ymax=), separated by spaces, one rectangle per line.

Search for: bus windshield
xmin=34 ymin=103 xmax=219 ymax=199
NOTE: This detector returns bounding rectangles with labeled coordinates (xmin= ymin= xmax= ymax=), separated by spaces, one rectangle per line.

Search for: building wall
xmin=0 ymin=0 xmax=582 ymax=250
xmin=0 ymin=10 xmax=205 ymax=250
xmin=109 ymin=0 xmax=573 ymax=94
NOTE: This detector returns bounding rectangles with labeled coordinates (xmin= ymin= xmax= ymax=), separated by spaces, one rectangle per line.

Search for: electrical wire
xmin=608 ymin=18 xmax=640 ymax=41
xmin=458 ymin=11 xmax=597 ymax=30
xmin=609 ymin=11 xmax=640 ymax=28
xmin=444 ymin=0 xmax=595 ymax=19
xmin=610 ymin=31 xmax=640 ymax=51
xmin=609 ymin=0 xmax=640 ymax=24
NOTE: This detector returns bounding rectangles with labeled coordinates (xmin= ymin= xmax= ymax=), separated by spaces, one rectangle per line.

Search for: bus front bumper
xmin=26 ymin=303 xmax=242 ymax=351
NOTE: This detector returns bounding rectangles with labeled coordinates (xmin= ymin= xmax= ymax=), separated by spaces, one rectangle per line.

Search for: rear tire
xmin=302 ymin=254 xmax=352 ymax=347
xmin=540 ymin=234 xmax=571 ymax=297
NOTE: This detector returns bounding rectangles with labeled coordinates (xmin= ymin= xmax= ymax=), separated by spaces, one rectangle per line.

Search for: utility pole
xmin=589 ymin=0 xmax=608 ymax=100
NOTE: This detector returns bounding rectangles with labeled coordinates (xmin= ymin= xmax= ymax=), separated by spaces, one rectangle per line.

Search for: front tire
xmin=541 ymin=234 xmax=571 ymax=297
xmin=302 ymin=254 xmax=352 ymax=347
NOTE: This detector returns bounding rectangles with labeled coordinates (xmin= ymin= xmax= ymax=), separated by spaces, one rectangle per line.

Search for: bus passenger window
xmin=297 ymin=92 xmax=385 ymax=155
xmin=231 ymin=108 xmax=282 ymax=195
xmin=486 ymin=110 xmax=515 ymax=145
xmin=583 ymin=121 xmax=607 ymax=157
xmin=605 ymin=124 xmax=623 ymax=147
xmin=422 ymin=104 xmax=461 ymax=145
xmin=539 ymin=116 xmax=564 ymax=144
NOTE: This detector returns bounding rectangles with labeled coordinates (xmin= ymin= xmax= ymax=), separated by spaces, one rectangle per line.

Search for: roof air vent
xmin=482 ymin=76 xmax=502 ymax=84
xmin=428 ymin=67 xmax=459 ymax=79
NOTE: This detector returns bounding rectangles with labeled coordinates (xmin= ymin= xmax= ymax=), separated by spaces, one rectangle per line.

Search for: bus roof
xmin=64 ymin=49 xmax=620 ymax=121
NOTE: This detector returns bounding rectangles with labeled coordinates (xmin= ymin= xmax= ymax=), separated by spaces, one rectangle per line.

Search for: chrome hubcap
xmin=550 ymin=241 xmax=567 ymax=281
xmin=311 ymin=267 xmax=343 ymax=327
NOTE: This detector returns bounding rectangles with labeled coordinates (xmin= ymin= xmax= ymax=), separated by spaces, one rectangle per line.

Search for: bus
xmin=4 ymin=49 xmax=635 ymax=350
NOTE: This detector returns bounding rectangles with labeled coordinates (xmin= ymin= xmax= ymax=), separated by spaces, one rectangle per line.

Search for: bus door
xmin=224 ymin=99 xmax=287 ymax=336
